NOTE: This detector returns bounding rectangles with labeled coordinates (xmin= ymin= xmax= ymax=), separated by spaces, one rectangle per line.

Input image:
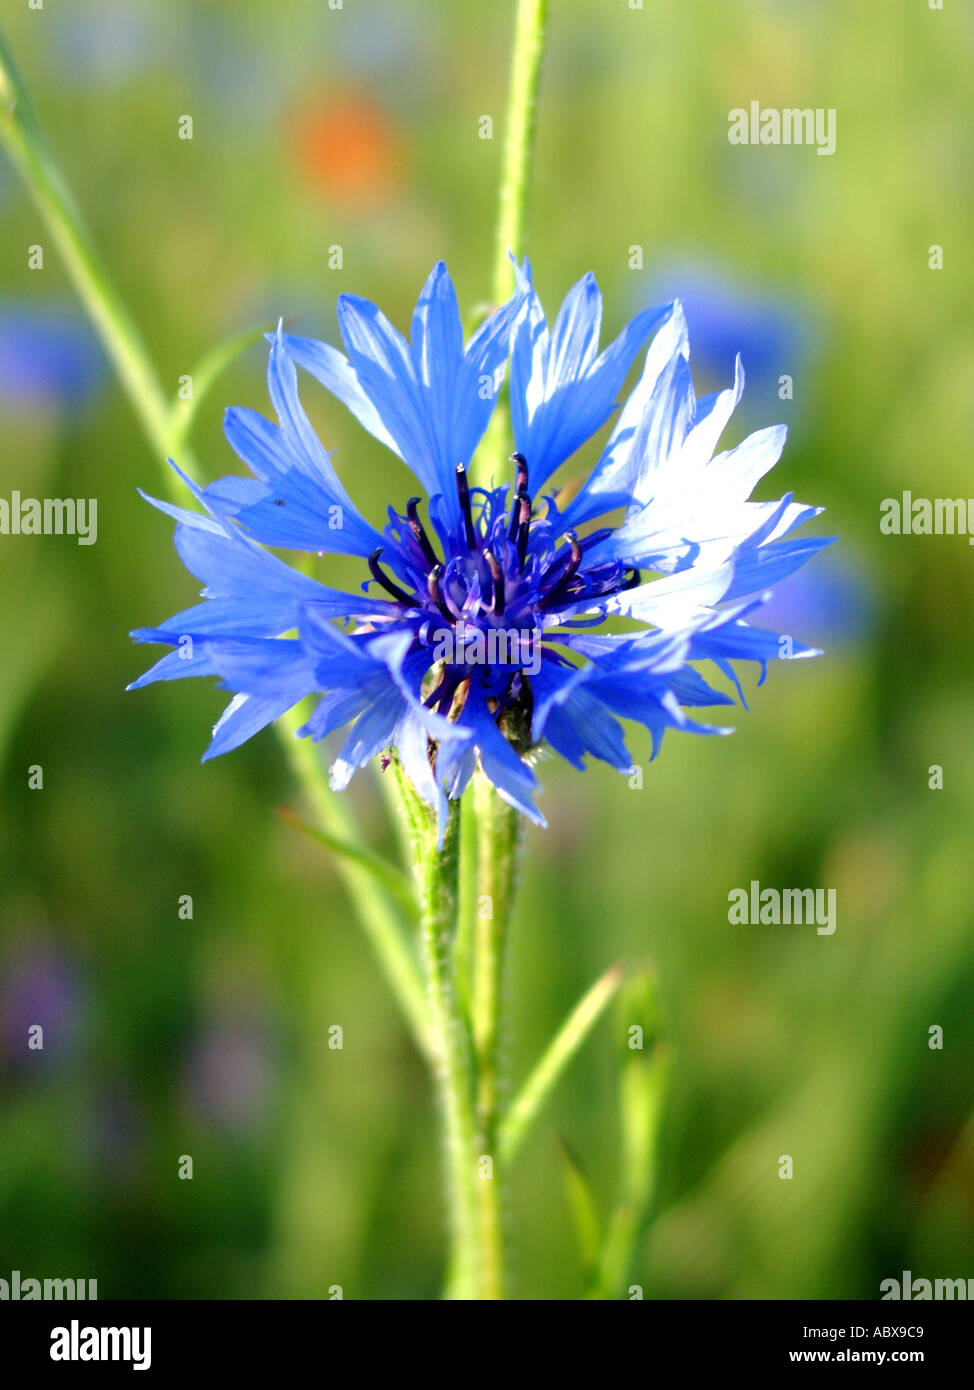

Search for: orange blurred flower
xmin=290 ymin=88 xmax=403 ymax=210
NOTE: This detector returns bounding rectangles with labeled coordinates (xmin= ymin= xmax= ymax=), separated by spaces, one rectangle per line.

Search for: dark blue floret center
xmin=366 ymin=453 xmax=641 ymax=724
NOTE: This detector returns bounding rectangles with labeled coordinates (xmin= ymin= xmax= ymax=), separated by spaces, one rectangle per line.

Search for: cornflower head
xmin=131 ymin=261 xmax=831 ymax=834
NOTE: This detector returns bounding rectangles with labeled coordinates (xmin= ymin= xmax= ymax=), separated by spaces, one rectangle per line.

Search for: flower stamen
xmin=406 ymin=496 xmax=440 ymax=570
xmin=511 ymin=451 xmax=529 ymax=495
xmin=368 ymin=547 xmax=415 ymax=605
xmin=427 ymin=563 xmax=456 ymax=622
xmin=513 ymin=493 xmax=532 ymax=566
xmin=540 ymin=533 xmax=582 ymax=607
xmin=485 ymin=548 xmax=505 ymax=617
xmin=455 ymin=463 xmax=478 ymax=552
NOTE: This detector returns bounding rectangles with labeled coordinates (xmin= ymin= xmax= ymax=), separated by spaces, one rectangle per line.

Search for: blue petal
xmin=395 ymin=711 xmax=449 ymax=842
xmin=461 ymin=690 xmax=545 ymax=826
xmin=203 ymin=692 xmax=300 ymax=760
xmin=724 ymin=535 xmax=836 ymax=601
xmin=330 ymin=681 xmax=406 ymax=790
xmin=270 ymin=333 xmax=400 ymax=453
xmin=531 ymin=660 xmax=632 ymax=770
xmin=214 ymin=413 xmax=382 ymax=556
xmin=206 ymin=637 xmax=317 ymax=697
xmin=510 ymin=262 xmax=674 ymax=492
xmin=205 ymin=332 xmax=384 ymax=556
xmin=126 ymin=637 xmax=217 ymax=688
xmin=283 ymin=263 xmax=523 ymax=531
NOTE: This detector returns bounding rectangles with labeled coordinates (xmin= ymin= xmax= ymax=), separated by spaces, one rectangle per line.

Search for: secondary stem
xmin=0 ymin=29 xmax=175 ymax=469
xmin=472 ymin=772 xmax=523 ymax=1299
xmin=476 ymin=0 xmax=549 ymax=492
xmin=468 ymin=1 xmax=548 ymax=1280
xmin=394 ymin=769 xmax=480 ymax=1298
xmin=491 ymin=0 xmax=549 ymax=306
xmin=473 ymin=774 xmax=522 ymax=1129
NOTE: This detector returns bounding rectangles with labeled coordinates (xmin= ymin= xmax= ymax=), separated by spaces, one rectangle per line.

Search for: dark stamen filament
xmin=515 ymin=493 xmax=532 ymax=566
xmin=510 ymin=451 xmax=529 ymax=495
xmin=485 ymin=548 xmax=505 ymax=617
xmin=507 ymin=453 xmax=533 ymax=564
xmin=427 ymin=565 xmax=455 ymax=623
xmin=406 ymin=497 xmax=439 ymax=570
xmin=539 ymin=530 xmax=578 ymax=586
xmin=541 ymin=534 xmax=583 ymax=607
xmin=368 ymin=548 xmax=415 ymax=605
xmin=455 ymin=463 xmax=477 ymax=552
xmin=509 ymin=491 xmax=525 ymax=543
xmin=425 ymin=667 xmax=460 ymax=711
xmin=424 ymin=670 xmax=471 ymax=720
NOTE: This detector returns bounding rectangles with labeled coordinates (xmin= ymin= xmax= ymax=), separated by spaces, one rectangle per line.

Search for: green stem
xmin=0 ymin=25 xmax=430 ymax=1060
xmin=0 ymin=29 xmax=177 ymax=471
xmin=393 ymin=765 xmax=480 ymax=1298
xmin=467 ymin=0 xmax=548 ymax=1281
xmin=491 ymin=0 xmax=549 ymax=306
xmin=473 ymin=773 xmax=522 ymax=1132
xmin=453 ymin=780 xmax=479 ymax=1021
xmin=471 ymin=772 xmax=523 ymax=1299
xmin=476 ymin=0 xmax=549 ymax=491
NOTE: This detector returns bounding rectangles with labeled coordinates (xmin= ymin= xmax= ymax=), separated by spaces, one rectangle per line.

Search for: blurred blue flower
xmin=0 ymin=302 xmax=106 ymax=413
xmin=186 ymin=13 xmax=285 ymax=126
xmin=643 ymin=261 xmax=814 ymax=403
xmin=51 ymin=0 xmax=156 ymax=86
xmin=751 ymin=548 xmax=875 ymax=650
xmin=330 ymin=0 xmax=440 ymax=90
xmin=184 ymin=1006 xmax=273 ymax=1135
xmin=0 ymin=939 xmax=84 ymax=1071
xmin=131 ymin=262 xmax=832 ymax=833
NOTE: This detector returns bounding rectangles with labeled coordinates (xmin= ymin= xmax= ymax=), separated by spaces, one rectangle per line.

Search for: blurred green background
xmin=2 ymin=0 xmax=973 ymax=1300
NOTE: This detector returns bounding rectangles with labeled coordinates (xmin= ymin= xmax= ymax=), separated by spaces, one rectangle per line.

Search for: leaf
xmin=616 ymin=968 xmax=667 ymax=1209
xmin=599 ymin=966 xmax=671 ymax=1297
xmin=498 ymin=961 xmax=625 ymax=1166
xmin=275 ymin=806 xmax=418 ymax=920
xmin=167 ymin=324 xmax=267 ymax=452
xmin=558 ymin=1137 xmax=603 ymax=1293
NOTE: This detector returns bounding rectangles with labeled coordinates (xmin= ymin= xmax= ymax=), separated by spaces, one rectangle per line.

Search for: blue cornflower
xmin=0 ymin=301 xmax=106 ymax=412
xmin=130 ymin=261 xmax=832 ymax=832
xmin=642 ymin=259 xmax=813 ymax=402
